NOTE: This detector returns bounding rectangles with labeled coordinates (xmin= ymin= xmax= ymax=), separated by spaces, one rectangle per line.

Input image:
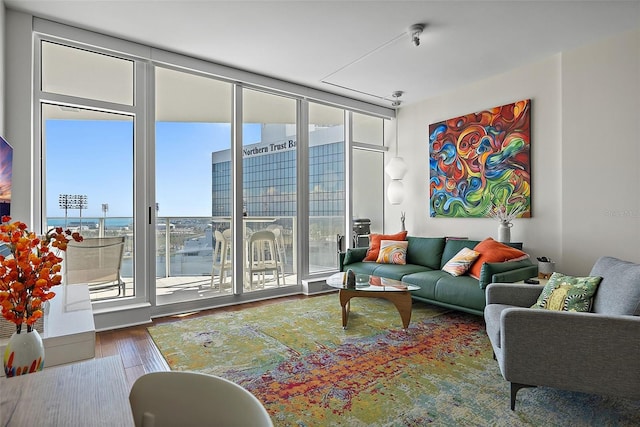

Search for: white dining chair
xmin=246 ymin=230 xmax=281 ymax=289
xmin=268 ymin=226 xmax=287 ymax=280
xmin=129 ymin=371 xmax=273 ymax=427
xmin=211 ymin=230 xmax=231 ymax=289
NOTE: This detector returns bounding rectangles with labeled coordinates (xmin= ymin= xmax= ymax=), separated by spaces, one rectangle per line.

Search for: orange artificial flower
xmin=0 ymin=217 xmax=83 ymax=333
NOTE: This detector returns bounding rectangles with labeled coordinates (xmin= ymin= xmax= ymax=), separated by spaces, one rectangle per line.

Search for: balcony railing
xmin=47 ymin=215 xmax=343 ymax=298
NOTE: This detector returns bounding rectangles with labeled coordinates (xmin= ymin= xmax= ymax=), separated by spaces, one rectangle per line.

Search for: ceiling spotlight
xmin=391 ymin=91 xmax=403 ymax=107
xmin=409 ymin=23 xmax=425 ymax=47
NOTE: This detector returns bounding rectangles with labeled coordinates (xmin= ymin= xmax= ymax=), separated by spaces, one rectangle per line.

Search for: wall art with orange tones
xmin=429 ymin=99 xmax=531 ymax=218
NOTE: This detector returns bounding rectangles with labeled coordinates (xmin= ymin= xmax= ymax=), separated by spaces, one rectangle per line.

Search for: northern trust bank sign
xmin=211 ymin=138 xmax=297 ymax=164
xmin=211 ymin=124 xmax=343 ymax=165
xmin=242 ymin=139 xmax=296 ymax=158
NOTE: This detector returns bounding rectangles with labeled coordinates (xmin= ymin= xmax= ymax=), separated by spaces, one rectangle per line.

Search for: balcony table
xmin=0 ymin=355 xmax=134 ymax=426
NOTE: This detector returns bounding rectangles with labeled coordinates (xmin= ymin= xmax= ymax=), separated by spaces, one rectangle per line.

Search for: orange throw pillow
xmin=468 ymin=238 xmax=529 ymax=279
xmin=363 ymin=231 xmax=408 ymax=262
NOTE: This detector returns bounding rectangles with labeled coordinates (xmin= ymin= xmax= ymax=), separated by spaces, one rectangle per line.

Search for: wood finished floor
xmin=95 ymin=294 xmax=309 ymax=388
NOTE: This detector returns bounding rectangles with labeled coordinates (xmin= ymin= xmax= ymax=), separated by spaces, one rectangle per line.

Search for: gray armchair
xmin=484 ymin=256 xmax=640 ymax=410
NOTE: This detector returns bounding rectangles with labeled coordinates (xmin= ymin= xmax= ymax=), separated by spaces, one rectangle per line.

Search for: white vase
xmin=498 ymin=221 xmax=512 ymax=243
xmin=3 ymin=328 xmax=45 ymax=377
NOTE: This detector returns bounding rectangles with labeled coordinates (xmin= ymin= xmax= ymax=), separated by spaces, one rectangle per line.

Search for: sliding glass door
xmin=154 ymin=67 xmax=232 ymax=305
xmin=242 ymin=89 xmax=297 ymax=290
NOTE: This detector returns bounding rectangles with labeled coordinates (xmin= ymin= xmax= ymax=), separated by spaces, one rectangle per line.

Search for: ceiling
xmin=5 ymin=0 xmax=640 ymax=109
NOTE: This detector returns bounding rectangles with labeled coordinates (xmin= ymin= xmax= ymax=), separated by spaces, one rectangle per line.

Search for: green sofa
xmin=339 ymin=236 xmax=538 ymax=316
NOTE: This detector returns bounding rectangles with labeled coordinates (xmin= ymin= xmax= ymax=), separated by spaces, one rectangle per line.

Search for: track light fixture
xmin=409 ymin=23 xmax=425 ymax=47
xmin=391 ymin=91 xmax=403 ymax=107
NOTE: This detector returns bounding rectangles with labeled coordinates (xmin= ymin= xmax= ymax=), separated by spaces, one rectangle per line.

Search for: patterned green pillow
xmin=531 ymin=272 xmax=602 ymax=312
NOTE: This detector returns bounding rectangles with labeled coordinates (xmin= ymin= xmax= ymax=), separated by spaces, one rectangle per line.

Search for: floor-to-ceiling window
xmin=32 ymin=19 xmax=393 ymax=327
xmin=352 ymin=113 xmax=385 ymax=239
xmin=154 ymin=67 xmax=232 ymax=305
xmin=39 ymin=40 xmax=139 ymax=304
xmin=242 ymin=89 xmax=297 ymax=290
xmin=308 ymin=103 xmax=345 ymax=272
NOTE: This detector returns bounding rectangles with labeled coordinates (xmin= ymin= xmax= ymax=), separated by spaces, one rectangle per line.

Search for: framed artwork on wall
xmin=0 ymin=136 xmax=12 ymax=217
xmin=429 ymin=99 xmax=531 ymax=218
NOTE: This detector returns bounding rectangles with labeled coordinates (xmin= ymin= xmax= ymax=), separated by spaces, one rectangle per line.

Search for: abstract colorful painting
xmin=0 ymin=137 xmax=12 ymax=217
xmin=429 ymin=99 xmax=531 ymax=218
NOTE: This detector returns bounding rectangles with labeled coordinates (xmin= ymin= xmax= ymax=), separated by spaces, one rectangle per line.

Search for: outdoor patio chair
xmin=65 ymin=236 xmax=126 ymax=296
xmin=211 ymin=229 xmax=231 ymax=288
xmin=267 ymin=225 xmax=287 ymax=277
xmin=246 ymin=230 xmax=281 ymax=289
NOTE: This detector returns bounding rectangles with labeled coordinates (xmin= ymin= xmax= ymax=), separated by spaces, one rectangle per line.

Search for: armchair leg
xmin=510 ymin=382 xmax=535 ymax=410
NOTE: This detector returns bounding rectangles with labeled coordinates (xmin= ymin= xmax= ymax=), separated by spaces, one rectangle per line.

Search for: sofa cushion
xmin=435 ymin=275 xmax=487 ymax=312
xmin=469 ymin=238 xmax=529 ymax=279
xmin=341 ymin=262 xmax=379 ymax=276
xmin=531 ymin=272 xmax=602 ymax=312
xmin=376 ymin=240 xmax=408 ymax=265
xmin=343 ymin=247 xmax=367 ymax=266
xmin=371 ymin=263 xmax=430 ymax=281
xmin=590 ymin=256 xmax=640 ymax=316
xmin=442 ymin=247 xmax=480 ymax=276
xmin=363 ymin=231 xmax=408 ymax=262
xmin=406 ymin=237 xmax=446 ymax=269
xmin=440 ymin=239 xmax=481 ymax=268
xmin=402 ymin=270 xmax=449 ymax=300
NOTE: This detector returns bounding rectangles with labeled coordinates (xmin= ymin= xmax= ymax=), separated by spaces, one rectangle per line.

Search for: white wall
xmin=4 ymin=10 xmax=32 ymax=226
xmin=392 ymin=56 xmax=562 ymax=263
xmin=390 ymin=29 xmax=640 ymax=274
xmin=561 ymin=29 xmax=640 ymax=273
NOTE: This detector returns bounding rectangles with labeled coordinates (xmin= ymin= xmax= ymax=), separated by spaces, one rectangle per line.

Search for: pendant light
xmin=386 ymin=91 xmax=406 ymax=204
xmin=387 ymin=179 xmax=405 ymax=205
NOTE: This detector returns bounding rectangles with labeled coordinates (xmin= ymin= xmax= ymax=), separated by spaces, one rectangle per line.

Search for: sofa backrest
xmin=406 ymin=237 xmax=446 ymax=270
xmin=590 ymin=256 xmax=640 ymax=316
xmin=439 ymin=239 xmax=481 ymax=269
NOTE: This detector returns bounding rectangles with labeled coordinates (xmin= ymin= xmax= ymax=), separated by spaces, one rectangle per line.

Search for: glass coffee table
xmin=326 ymin=272 xmax=419 ymax=330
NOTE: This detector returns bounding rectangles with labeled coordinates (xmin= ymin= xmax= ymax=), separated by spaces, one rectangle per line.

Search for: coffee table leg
xmin=339 ymin=290 xmax=352 ymax=329
xmin=383 ymin=292 xmax=413 ymax=330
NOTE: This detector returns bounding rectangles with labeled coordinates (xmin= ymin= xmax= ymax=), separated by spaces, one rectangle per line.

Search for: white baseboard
xmin=301 ymin=278 xmax=336 ymax=295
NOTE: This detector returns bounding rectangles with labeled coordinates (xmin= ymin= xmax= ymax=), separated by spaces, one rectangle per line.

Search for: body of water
xmin=47 ymin=217 xmax=133 ymax=229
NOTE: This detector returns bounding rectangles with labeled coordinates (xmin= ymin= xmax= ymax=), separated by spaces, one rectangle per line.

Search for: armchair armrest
xmin=500 ymin=308 xmax=640 ymax=398
xmin=486 ymin=283 xmax=543 ymax=307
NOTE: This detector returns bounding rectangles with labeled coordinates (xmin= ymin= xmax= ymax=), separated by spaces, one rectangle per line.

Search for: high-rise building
xmin=211 ymin=125 xmax=345 ymax=218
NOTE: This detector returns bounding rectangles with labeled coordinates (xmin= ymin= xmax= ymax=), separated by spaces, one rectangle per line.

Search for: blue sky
xmin=46 ymin=119 xmax=261 ymax=218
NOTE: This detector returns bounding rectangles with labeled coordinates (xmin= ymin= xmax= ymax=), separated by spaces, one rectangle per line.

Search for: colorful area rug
xmin=148 ymin=295 xmax=639 ymax=426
